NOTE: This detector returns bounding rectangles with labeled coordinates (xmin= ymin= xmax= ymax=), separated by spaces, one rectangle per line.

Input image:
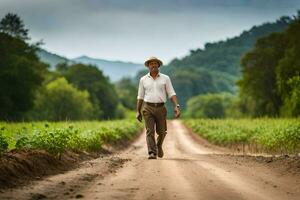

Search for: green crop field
xmin=183 ymin=118 xmax=300 ymax=155
xmin=0 ymin=119 xmax=143 ymax=156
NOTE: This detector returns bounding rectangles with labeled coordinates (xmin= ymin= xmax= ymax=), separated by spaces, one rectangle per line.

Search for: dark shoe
xmin=157 ymin=146 xmax=164 ymax=158
xmin=148 ymin=153 xmax=157 ymax=159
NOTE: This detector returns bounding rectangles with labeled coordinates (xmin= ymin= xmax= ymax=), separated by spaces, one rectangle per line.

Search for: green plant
xmin=0 ymin=133 xmax=8 ymax=154
xmin=184 ymin=118 xmax=300 ymax=154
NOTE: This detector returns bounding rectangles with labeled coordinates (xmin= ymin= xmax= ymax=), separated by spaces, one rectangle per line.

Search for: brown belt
xmin=145 ymin=102 xmax=165 ymax=107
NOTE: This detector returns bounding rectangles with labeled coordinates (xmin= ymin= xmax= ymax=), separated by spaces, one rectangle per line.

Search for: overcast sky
xmin=0 ymin=0 xmax=299 ymax=63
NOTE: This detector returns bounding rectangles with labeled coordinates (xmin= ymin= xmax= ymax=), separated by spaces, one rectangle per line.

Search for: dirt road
xmin=0 ymin=120 xmax=299 ymax=200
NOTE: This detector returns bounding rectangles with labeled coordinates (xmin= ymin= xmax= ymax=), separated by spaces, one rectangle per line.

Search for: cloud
xmin=0 ymin=0 xmax=299 ymax=63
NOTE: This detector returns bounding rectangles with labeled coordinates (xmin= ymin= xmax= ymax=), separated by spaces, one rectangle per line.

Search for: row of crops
xmin=0 ymin=119 xmax=143 ymax=156
xmin=184 ymin=118 xmax=300 ymax=154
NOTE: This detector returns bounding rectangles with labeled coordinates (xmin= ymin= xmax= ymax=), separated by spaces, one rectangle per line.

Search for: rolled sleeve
xmin=137 ymin=78 xmax=145 ymax=100
xmin=166 ymin=76 xmax=176 ymax=98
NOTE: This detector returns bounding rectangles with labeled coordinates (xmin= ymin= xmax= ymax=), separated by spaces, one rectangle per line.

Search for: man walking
xmin=136 ymin=56 xmax=180 ymax=159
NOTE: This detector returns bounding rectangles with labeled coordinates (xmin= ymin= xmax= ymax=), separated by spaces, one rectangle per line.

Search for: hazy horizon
xmin=1 ymin=0 xmax=300 ymax=64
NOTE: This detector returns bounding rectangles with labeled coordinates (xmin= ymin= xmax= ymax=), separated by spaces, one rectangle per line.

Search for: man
xmin=136 ymin=56 xmax=180 ymax=159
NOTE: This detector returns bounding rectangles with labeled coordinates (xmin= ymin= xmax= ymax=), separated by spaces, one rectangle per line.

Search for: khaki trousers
xmin=142 ymin=103 xmax=167 ymax=155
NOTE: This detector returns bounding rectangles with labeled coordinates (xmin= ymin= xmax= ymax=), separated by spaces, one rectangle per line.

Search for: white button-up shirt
xmin=137 ymin=72 xmax=176 ymax=103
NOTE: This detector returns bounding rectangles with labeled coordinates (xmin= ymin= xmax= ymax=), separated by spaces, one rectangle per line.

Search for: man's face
xmin=147 ymin=61 xmax=160 ymax=73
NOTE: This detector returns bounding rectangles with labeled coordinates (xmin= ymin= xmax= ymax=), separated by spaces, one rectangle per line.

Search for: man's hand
xmin=174 ymin=107 xmax=181 ymax=118
xmin=136 ymin=111 xmax=143 ymax=122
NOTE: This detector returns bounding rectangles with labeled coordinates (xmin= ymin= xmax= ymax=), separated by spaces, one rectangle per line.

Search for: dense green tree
xmin=57 ymin=63 xmax=119 ymax=119
xmin=185 ymin=93 xmax=237 ymax=119
xmin=169 ymin=68 xmax=217 ymax=111
xmin=186 ymin=93 xmax=225 ymax=118
xmin=115 ymin=77 xmax=137 ymax=110
xmin=0 ymin=32 xmax=48 ymax=120
xmin=238 ymin=12 xmax=300 ymax=117
xmin=280 ymin=76 xmax=300 ymax=117
xmin=237 ymin=33 xmax=287 ymax=116
xmin=0 ymin=13 xmax=29 ymax=40
xmin=29 ymin=77 xmax=95 ymax=121
xmin=276 ymin=16 xmax=300 ymax=116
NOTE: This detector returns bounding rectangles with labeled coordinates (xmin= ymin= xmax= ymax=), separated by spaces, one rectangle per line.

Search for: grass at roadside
xmin=183 ymin=118 xmax=300 ymax=155
xmin=0 ymin=119 xmax=143 ymax=156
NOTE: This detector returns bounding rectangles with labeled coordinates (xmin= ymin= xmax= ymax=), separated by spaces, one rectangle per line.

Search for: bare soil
xmin=0 ymin=120 xmax=299 ymax=200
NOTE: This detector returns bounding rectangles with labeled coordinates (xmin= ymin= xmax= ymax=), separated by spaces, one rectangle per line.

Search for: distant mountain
xmin=36 ymin=50 xmax=144 ymax=82
xmin=73 ymin=56 xmax=144 ymax=82
xmin=36 ymin=48 xmax=73 ymax=69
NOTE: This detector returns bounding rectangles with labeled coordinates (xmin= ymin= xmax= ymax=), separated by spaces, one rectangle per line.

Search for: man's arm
xmin=136 ymin=78 xmax=145 ymax=122
xmin=166 ymin=76 xmax=180 ymax=118
xmin=170 ymin=95 xmax=180 ymax=118
xmin=136 ymin=99 xmax=144 ymax=122
xmin=136 ymin=99 xmax=144 ymax=113
xmin=170 ymin=95 xmax=179 ymax=107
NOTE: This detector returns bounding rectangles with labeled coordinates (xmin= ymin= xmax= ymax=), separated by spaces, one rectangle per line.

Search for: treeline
xmin=153 ymin=15 xmax=292 ymax=113
xmin=185 ymin=12 xmax=300 ymax=118
xmin=0 ymin=13 xmax=134 ymax=121
xmin=238 ymin=11 xmax=300 ymax=117
xmin=167 ymin=16 xmax=292 ymax=76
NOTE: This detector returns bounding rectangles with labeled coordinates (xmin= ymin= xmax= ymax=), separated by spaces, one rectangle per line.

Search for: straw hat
xmin=144 ymin=56 xmax=163 ymax=67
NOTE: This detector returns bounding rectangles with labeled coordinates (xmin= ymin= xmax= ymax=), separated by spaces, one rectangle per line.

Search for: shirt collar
xmin=147 ymin=72 xmax=160 ymax=78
